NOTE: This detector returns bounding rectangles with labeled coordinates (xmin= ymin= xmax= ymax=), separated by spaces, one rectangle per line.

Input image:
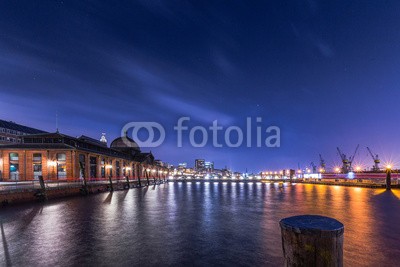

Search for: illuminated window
xmin=57 ymin=153 xmax=67 ymax=179
xmin=101 ymin=158 xmax=105 ymax=178
xmin=78 ymin=154 xmax=85 ymax=179
xmin=90 ymin=157 xmax=97 ymax=178
xmin=33 ymin=153 xmax=42 ymax=179
xmin=116 ymin=161 xmax=120 ymax=177
xmin=9 ymin=153 xmax=19 ymax=180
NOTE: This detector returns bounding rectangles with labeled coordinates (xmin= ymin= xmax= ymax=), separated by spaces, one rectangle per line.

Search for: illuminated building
xmin=195 ymin=159 xmax=205 ymax=171
xmin=205 ymin=161 xmax=214 ymax=172
xmin=0 ymin=132 xmax=166 ymax=181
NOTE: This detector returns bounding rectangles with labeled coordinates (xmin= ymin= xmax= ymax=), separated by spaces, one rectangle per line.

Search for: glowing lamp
xmin=47 ymin=160 xmax=57 ymax=167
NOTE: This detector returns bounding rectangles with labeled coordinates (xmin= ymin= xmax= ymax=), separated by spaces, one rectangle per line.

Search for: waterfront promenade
xmin=0 ymin=177 xmax=165 ymax=205
xmin=0 ymin=177 xmax=396 ymax=193
xmin=1 ymin=176 xmax=399 ymax=206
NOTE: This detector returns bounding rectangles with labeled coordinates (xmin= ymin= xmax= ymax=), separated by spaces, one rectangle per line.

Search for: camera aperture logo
xmin=122 ymin=117 xmax=280 ymax=148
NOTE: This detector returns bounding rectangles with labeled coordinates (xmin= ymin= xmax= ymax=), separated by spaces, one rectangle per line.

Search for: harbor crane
xmin=310 ymin=162 xmax=317 ymax=173
xmin=337 ymin=145 xmax=359 ymax=173
xmin=367 ymin=147 xmax=380 ymax=172
xmin=319 ymin=154 xmax=326 ymax=172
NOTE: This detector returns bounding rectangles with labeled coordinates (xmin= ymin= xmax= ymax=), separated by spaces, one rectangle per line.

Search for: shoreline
xmin=0 ymin=180 xmax=165 ymax=207
xmin=1 ymin=179 xmax=398 ymax=207
xmin=170 ymin=179 xmax=400 ymax=189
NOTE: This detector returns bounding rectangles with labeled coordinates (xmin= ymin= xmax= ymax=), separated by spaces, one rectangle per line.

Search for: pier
xmin=0 ymin=176 xmax=167 ymax=206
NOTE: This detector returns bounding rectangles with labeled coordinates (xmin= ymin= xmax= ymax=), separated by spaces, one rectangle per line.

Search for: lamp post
xmin=146 ymin=168 xmax=150 ymax=186
xmin=386 ymin=165 xmax=392 ymax=190
xmin=152 ymin=169 xmax=156 ymax=184
xmin=56 ymin=160 xmax=59 ymax=180
xmin=125 ymin=167 xmax=131 ymax=189
xmin=158 ymin=170 xmax=163 ymax=183
xmin=136 ymin=164 xmax=141 ymax=187
xmin=105 ymin=164 xmax=113 ymax=191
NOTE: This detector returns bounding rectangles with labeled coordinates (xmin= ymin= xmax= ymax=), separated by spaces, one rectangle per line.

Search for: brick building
xmin=0 ymin=131 xmax=168 ymax=181
xmin=0 ymin=119 xmax=47 ymax=144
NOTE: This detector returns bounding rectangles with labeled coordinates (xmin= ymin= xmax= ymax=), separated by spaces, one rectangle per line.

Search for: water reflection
xmin=0 ymin=184 xmax=399 ymax=266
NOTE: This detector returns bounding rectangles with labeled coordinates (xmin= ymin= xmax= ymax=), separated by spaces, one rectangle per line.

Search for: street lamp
xmin=386 ymin=165 xmax=392 ymax=190
xmin=146 ymin=168 xmax=151 ymax=185
xmin=105 ymin=164 xmax=113 ymax=179
xmin=56 ymin=161 xmax=59 ymax=180
xmin=47 ymin=160 xmax=58 ymax=180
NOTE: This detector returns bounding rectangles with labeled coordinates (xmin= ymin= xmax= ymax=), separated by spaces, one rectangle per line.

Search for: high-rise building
xmin=195 ymin=159 xmax=205 ymax=171
xmin=205 ymin=161 xmax=214 ymax=172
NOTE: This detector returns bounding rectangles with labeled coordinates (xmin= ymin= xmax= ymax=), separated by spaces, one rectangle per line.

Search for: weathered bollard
xmin=280 ymin=215 xmax=344 ymax=267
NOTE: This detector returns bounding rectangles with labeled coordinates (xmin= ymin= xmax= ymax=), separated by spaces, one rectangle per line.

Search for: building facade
xmin=0 ymin=132 xmax=168 ymax=181
xmin=195 ymin=159 xmax=205 ymax=171
xmin=0 ymin=119 xmax=47 ymax=144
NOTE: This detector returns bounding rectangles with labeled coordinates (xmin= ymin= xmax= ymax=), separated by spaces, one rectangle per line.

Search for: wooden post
xmin=35 ymin=175 xmax=47 ymax=201
xmin=125 ymin=175 xmax=130 ymax=189
xmin=80 ymin=171 xmax=89 ymax=195
xmin=280 ymin=215 xmax=344 ymax=267
xmin=136 ymin=164 xmax=142 ymax=187
xmin=108 ymin=175 xmax=114 ymax=191
xmin=78 ymin=161 xmax=89 ymax=194
xmin=386 ymin=169 xmax=391 ymax=190
xmin=145 ymin=169 xmax=150 ymax=186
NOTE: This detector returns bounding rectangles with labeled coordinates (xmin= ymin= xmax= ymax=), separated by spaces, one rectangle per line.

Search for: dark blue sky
xmin=1 ymin=1 xmax=400 ymax=172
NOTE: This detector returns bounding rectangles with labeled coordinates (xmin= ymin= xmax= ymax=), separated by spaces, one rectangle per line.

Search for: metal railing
xmin=0 ymin=177 xmax=160 ymax=193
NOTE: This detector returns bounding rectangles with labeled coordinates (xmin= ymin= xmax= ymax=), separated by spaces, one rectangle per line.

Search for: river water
xmin=1 ymin=182 xmax=400 ymax=266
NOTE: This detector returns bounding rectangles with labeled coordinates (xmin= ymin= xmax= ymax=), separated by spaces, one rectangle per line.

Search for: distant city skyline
xmin=1 ymin=1 xmax=400 ymax=171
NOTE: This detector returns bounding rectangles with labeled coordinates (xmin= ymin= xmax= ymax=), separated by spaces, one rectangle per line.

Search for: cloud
xmin=152 ymin=92 xmax=234 ymax=125
xmin=289 ymin=24 xmax=334 ymax=58
xmin=212 ymin=49 xmax=235 ymax=75
xmin=315 ymin=41 xmax=334 ymax=58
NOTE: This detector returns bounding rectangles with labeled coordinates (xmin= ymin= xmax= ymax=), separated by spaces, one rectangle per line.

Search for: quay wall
xmin=0 ymin=181 xmax=149 ymax=206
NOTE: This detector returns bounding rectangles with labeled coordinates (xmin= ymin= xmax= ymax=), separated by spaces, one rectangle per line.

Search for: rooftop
xmin=0 ymin=119 xmax=47 ymax=134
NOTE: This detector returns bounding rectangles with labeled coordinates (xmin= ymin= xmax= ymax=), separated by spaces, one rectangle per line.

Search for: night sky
xmin=1 ymin=1 xmax=400 ymax=172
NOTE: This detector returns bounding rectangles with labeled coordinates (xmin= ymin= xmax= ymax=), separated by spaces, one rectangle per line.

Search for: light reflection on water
xmin=0 ymin=182 xmax=400 ymax=266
